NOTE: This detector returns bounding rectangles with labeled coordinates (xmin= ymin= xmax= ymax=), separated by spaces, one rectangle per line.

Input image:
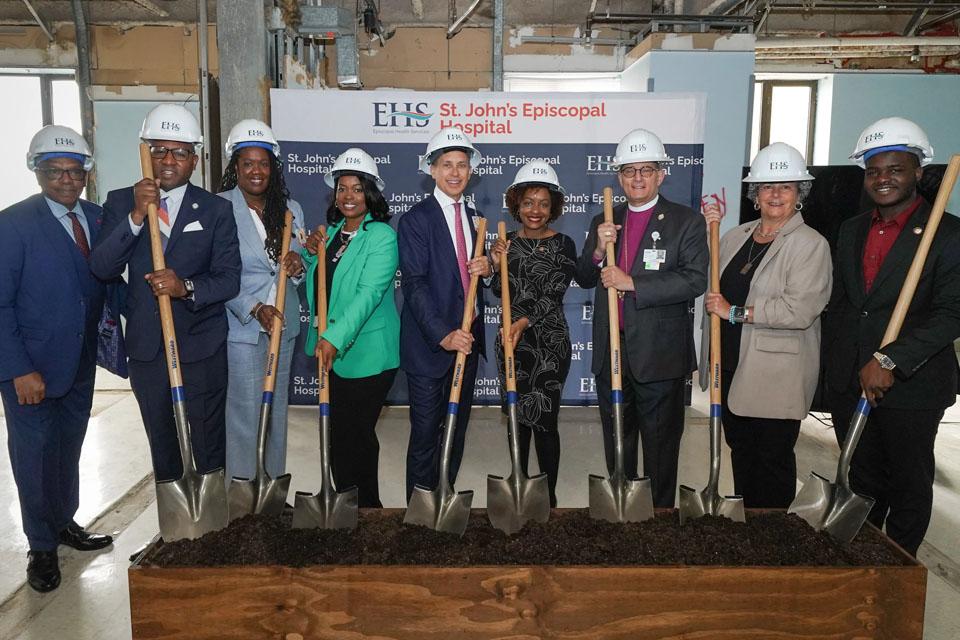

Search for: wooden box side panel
xmin=129 ymin=564 xmax=926 ymax=640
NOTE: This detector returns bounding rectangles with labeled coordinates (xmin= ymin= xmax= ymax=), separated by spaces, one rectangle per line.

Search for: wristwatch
xmin=183 ymin=279 xmax=195 ymax=300
xmin=873 ymin=351 xmax=896 ymax=371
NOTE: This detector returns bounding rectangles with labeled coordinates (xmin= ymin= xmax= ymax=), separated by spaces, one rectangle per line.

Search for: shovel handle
xmin=602 ymin=187 xmax=622 ymax=394
xmin=316 ymin=225 xmax=330 ymax=406
xmin=138 ymin=143 xmax=183 ymax=392
xmin=447 ymin=217 xmax=488 ymax=406
xmin=708 ymin=220 xmax=722 ymax=406
xmin=498 ymin=221 xmax=517 ymax=396
xmin=262 ymin=210 xmax=294 ymax=395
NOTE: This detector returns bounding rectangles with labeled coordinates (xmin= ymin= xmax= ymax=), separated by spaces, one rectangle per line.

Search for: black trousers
xmin=831 ymin=394 xmax=941 ymax=556
xmin=517 ymin=424 xmax=561 ymax=508
xmin=595 ymin=351 xmax=686 ymax=508
xmin=329 ymin=367 xmax=397 ymax=508
xmin=128 ymin=344 xmax=228 ymax=482
xmin=721 ymin=370 xmax=801 ymax=509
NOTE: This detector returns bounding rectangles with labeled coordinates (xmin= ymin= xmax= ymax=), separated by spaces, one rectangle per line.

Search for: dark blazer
xmin=823 ymin=200 xmax=960 ymax=411
xmin=576 ymin=196 xmax=708 ymax=382
xmin=90 ymin=183 xmax=241 ymax=363
xmin=398 ymin=194 xmax=485 ymax=378
xmin=0 ymin=194 xmax=106 ymax=397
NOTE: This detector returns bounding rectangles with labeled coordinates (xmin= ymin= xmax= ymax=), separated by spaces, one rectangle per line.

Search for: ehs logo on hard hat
xmin=161 ymin=121 xmax=181 ymax=131
xmin=247 ymin=129 xmax=264 ymax=137
xmin=769 ymin=161 xmax=789 ymax=170
xmin=54 ymin=137 xmax=75 ymax=146
xmin=345 ymin=156 xmax=362 ymax=165
xmin=865 ymin=132 xmax=885 ymax=143
xmin=532 ymin=167 xmax=548 ymax=175
xmin=630 ymin=144 xmax=647 ymax=152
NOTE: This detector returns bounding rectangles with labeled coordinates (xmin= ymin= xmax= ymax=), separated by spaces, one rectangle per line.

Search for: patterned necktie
xmin=158 ymin=196 xmax=170 ymax=252
xmin=453 ymin=201 xmax=470 ymax=300
xmin=66 ymin=211 xmax=90 ymax=259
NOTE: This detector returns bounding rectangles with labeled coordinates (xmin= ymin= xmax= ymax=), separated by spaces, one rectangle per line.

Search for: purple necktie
xmin=453 ymin=201 xmax=470 ymax=300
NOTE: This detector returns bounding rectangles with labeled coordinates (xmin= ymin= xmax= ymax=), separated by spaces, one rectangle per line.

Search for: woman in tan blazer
xmin=699 ymin=143 xmax=832 ymax=508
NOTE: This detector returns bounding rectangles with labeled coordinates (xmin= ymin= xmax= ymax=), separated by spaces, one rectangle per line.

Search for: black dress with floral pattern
xmin=492 ymin=232 xmax=578 ymax=432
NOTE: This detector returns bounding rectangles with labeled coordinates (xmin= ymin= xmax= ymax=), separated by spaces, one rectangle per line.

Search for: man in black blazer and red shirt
xmin=90 ymin=105 xmax=240 ymax=485
xmin=823 ymin=117 xmax=960 ymax=556
xmin=575 ymin=128 xmax=708 ymax=508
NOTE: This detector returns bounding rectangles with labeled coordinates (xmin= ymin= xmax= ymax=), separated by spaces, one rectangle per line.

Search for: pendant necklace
xmin=332 ymin=228 xmax=358 ymax=263
xmin=740 ymin=235 xmax=771 ymax=275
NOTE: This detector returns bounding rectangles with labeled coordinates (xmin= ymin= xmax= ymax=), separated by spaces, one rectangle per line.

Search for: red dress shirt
xmin=862 ymin=197 xmax=923 ymax=292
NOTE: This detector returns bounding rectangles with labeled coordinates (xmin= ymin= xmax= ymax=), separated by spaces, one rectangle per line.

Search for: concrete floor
xmin=1 ymin=379 xmax=958 ymax=639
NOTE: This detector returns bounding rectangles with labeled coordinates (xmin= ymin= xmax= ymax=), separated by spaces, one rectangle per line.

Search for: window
xmin=750 ymin=79 xmax=817 ymax=163
xmin=0 ymin=70 xmax=81 ymax=209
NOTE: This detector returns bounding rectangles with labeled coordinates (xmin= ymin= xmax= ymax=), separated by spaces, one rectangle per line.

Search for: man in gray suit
xmin=576 ymin=128 xmax=708 ymax=508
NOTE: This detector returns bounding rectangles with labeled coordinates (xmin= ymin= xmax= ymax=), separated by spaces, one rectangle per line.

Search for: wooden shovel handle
xmin=880 ymin=154 xmax=960 ymax=347
xmin=138 ymin=143 xmax=183 ymax=391
xmin=263 ymin=211 xmax=294 ymax=394
xmin=315 ymin=226 xmax=329 ymax=405
xmin=708 ymin=220 xmax=722 ymax=404
xmin=498 ymin=221 xmax=517 ymax=395
xmin=447 ymin=217 xmax=488 ymax=405
xmin=602 ymin=187 xmax=622 ymax=393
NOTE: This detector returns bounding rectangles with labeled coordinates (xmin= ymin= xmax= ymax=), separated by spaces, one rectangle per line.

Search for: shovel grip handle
xmin=138 ymin=143 xmax=183 ymax=391
xmin=263 ymin=211 xmax=294 ymax=395
xmin=602 ymin=187 xmax=622 ymax=393
xmin=498 ymin=221 xmax=517 ymax=396
xmin=708 ymin=220 xmax=722 ymax=405
xmin=316 ymin=225 xmax=330 ymax=405
xmin=448 ymin=217 xmax=488 ymax=406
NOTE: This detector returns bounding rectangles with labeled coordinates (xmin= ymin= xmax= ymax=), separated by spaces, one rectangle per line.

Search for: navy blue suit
xmin=0 ymin=194 xmax=105 ymax=551
xmin=90 ymin=184 xmax=240 ymax=481
xmin=398 ymin=194 xmax=485 ymax=498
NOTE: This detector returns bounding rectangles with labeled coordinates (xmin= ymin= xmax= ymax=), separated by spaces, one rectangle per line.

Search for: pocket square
xmin=183 ymin=221 xmax=204 ymax=233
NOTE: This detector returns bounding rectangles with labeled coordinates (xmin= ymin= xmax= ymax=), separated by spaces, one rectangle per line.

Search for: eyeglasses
xmin=37 ymin=167 xmax=86 ymax=181
xmin=619 ymin=166 xmax=660 ymax=179
xmin=149 ymin=145 xmax=194 ymax=161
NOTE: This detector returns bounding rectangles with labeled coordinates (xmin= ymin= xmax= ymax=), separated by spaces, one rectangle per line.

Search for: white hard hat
xmin=611 ymin=128 xmax=670 ymax=170
xmin=743 ymin=142 xmax=815 ymax=183
xmin=324 ymin=147 xmax=385 ymax=192
xmin=26 ymin=125 xmax=94 ymax=171
xmin=418 ymin=127 xmax=482 ymax=174
xmin=849 ymin=117 xmax=934 ymax=168
xmin=225 ymin=119 xmax=280 ymax=157
xmin=140 ymin=104 xmax=203 ymax=146
xmin=508 ymin=160 xmax=566 ymax=196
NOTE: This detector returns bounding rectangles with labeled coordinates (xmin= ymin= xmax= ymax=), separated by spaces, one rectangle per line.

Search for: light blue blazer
xmin=221 ymin=187 xmax=304 ymax=345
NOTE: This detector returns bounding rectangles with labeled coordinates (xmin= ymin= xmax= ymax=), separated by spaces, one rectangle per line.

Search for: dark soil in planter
xmin=142 ymin=510 xmax=909 ymax=568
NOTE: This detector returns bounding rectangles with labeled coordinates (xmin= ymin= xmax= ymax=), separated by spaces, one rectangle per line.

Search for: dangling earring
xmin=753 ymin=201 xmax=760 ymax=211
xmin=795 ymin=202 xmax=803 ymax=211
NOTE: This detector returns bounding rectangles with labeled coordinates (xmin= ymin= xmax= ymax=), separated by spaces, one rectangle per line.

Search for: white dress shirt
xmin=128 ymin=183 xmax=189 ymax=236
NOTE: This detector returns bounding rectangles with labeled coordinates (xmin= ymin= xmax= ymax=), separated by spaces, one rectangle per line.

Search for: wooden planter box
xmin=128 ymin=510 xmax=926 ymax=640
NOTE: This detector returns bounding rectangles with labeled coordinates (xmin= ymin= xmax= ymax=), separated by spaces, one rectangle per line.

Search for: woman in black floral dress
xmin=489 ymin=160 xmax=580 ymax=507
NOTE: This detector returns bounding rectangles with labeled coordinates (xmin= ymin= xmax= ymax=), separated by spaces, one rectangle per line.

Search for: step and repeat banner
xmin=270 ymin=89 xmax=706 ymax=406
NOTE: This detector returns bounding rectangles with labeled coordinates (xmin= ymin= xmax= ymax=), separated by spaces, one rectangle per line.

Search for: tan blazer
xmin=698 ymin=213 xmax=832 ymax=420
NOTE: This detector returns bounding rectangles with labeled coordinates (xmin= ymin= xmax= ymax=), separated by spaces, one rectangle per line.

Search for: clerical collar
xmin=627 ymin=195 xmax=659 ymax=213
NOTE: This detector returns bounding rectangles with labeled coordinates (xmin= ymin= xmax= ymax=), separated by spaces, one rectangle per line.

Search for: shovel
xmin=293 ymin=225 xmax=359 ymax=530
xmin=790 ymin=154 xmax=960 ymax=543
xmin=678 ymin=216 xmax=745 ymax=524
xmin=588 ymin=187 xmax=655 ymax=523
xmin=487 ymin=221 xmax=551 ymax=535
xmin=404 ymin=218 xmax=488 ymax=536
xmin=227 ymin=210 xmax=294 ymax=520
xmin=138 ymin=143 xmax=228 ymax=542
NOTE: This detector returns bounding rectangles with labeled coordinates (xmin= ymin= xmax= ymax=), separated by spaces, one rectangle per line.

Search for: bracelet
xmin=252 ymin=302 xmax=264 ymax=319
xmin=728 ymin=306 xmax=737 ymax=325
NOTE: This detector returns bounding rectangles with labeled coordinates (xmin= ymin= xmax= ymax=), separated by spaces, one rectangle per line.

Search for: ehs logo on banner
xmin=272 ymin=89 xmax=706 ymax=406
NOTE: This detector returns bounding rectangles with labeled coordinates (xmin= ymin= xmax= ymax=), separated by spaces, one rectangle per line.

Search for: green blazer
xmin=302 ymin=215 xmax=400 ymax=378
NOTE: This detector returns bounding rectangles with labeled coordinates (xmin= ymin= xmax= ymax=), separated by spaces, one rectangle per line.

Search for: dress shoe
xmin=27 ymin=550 xmax=60 ymax=593
xmin=59 ymin=522 xmax=113 ymax=551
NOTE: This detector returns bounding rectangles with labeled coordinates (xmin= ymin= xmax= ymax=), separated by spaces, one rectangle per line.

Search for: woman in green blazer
xmin=302 ymin=148 xmax=400 ymax=507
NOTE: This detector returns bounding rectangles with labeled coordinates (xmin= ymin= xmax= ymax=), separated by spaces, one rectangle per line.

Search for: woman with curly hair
xmin=488 ymin=160 xmax=582 ymax=507
xmin=301 ymin=148 xmax=399 ymax=507
xmin=219 ymin=119 xmax=305 ymax=485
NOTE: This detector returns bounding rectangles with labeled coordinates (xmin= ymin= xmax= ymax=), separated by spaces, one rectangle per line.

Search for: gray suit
xmin=576 ymin=196 xmax=708 ymax=507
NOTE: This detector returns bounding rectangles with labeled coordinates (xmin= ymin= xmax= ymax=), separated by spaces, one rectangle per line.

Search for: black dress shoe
xmin=27 ymin=550 xmax=60 ymax=593
xmin=58 ymin=522 xmax=113 ymax=551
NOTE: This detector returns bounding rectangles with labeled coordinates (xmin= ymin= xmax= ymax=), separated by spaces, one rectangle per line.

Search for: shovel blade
xmin=227 ymin=477 xmax=256 ymax=521
xmin=789 ymin=472 xmax=875 ymax=543
xmin=486 ymin=472 xmax=551 ymax=536
xmin=404 ymin=485 xmax=474 ymax=536
xmin=588 ymin=473 xmax=654 ymax=523
xmin=227 ymin=473 xmax=292 ymax=520
xmin=678 ymin=485 xmax=745 ymax=524
xmin=156 ymin=468 xmax=229 ymax=542
xmin=291 ymin=487 xmax=359 ymax=530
